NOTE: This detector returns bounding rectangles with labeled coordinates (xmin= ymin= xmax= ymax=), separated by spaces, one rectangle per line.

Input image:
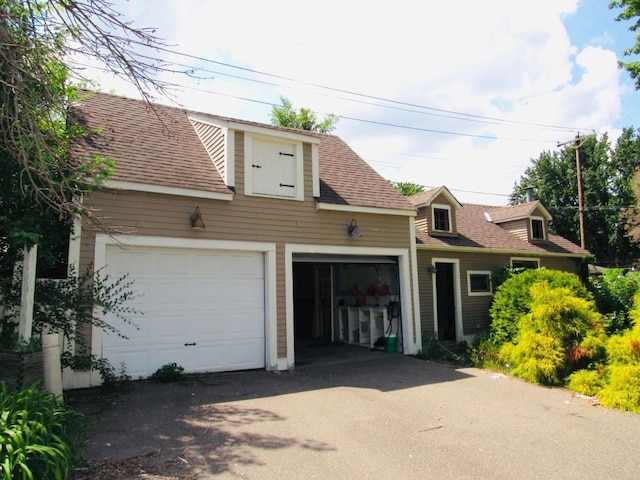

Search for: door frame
xmin=430 ymin=257 xmax=463 ymax=342
xmin=285 ymin=244 xmax=418 ymax=368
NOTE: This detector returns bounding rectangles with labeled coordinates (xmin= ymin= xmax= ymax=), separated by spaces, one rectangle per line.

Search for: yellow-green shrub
xmin=567 ymin=369 xmax=606 ymax=396
xmin=597 ymin=365 xmax=640 ymax=413
xmin=489 ymin=268 xmax=592 ymax=345
xmin=499 ymin=282 xmax=606 ymax=385
xmin=500 ymin=331 xmax=565 ymax=384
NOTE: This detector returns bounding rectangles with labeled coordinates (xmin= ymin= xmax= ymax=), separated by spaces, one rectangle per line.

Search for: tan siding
xmin=81 ymin=131 xmax=414 ymax=362
xmin=190 ymin=120 xmax=226 ymax=179
xmin=415 ymin=207 xmax=428 ymax=233
xmin=500 ymin=219 xmax=529 ymax=242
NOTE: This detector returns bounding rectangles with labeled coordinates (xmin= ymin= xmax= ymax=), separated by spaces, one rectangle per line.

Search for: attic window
xmin=244 ymin=134 xmax=303 ymax=200
xmin=530 ymin=217 xmax=545 ymax=240
xmin=432 ymin=204 xmax=452 ymax=232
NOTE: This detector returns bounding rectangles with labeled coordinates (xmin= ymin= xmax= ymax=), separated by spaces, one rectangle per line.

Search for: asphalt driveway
xmin=71 ymin=347 xmax=640 ymax=479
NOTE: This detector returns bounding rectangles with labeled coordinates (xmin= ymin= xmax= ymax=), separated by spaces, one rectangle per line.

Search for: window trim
xmin=244 ymin=133 xmax=304 ymax=201
xmin=511 ymin=257 xmax=540 ymax=269
xmin=467 ymin=270 xmax=493 ymax=296
xmin=530 ymin=216 xmax=546 ymax=241
xmin=432 ymin=203 xmax=452 ymax=233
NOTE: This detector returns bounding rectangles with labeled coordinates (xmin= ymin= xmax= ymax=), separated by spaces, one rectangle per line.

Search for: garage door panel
xmin=102 ymin=245 xmax=266 ymax=378
xmin=226 ymin=339 xmax=265 ymax=369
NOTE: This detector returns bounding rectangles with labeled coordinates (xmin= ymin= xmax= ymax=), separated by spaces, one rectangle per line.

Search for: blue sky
xmin=87 ymin=1 xmax=640 ymax=206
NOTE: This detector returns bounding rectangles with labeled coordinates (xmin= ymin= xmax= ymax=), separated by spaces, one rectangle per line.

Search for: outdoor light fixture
xmin=347 ymin=219 xmax=361 ymax=237
xmin=190 ymin=207 xmax=205 ymax=229
xmin=426 ymin=265 xmax=437 ymax=274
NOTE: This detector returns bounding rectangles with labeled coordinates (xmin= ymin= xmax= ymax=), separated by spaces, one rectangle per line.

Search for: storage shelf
xmin=338 ymin=306 xmax=387 ymax=348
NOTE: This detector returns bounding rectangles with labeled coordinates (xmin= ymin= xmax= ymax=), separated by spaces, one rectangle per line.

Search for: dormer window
xmin=530 ymin=217 xmax=545 ymax=240
xmin=433 ymin=204 xmax=452 ymax=232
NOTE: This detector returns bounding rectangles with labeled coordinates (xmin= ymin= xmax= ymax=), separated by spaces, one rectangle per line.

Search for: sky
xmin=85 ymin=0 xmax=640 ymax=206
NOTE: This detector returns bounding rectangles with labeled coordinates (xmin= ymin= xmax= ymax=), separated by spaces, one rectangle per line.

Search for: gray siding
xmin=416 ymin=248 xmax=585 ymax=339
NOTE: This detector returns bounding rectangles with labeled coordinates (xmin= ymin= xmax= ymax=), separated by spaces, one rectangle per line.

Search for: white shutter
xmin=251 ymin=139 xmax=297 ymax=198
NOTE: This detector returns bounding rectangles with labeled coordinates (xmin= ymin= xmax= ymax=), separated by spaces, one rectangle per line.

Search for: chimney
xmin=526 ymin=187 xmax=533 ymax=203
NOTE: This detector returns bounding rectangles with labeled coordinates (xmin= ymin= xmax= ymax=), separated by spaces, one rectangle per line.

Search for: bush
xmin=151 ymin=363 xmax=185 ymax=383
xmin=567 ymin=369 xmax=606 ymax=396
xmin=597 ymin=365 xmax=640 ymax=413
xmin=468 ymin=334 xmax=502 ymax=370
xmin=0 ymin=264 xmax=141 ymax=383
xmin=589 ymin=268 xmax=640 ymax=333
xmin=489 ymin=268 xmax=592 ymax=345
xmin=497 ymin=283 xmax=605 ymax=385
xmin=0 ymin=382 xmax=84 ymax=480
xmin=500 ymin=331 xmax=565 ymax=384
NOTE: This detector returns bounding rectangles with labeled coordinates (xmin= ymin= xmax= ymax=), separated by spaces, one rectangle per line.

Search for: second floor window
xmin=531 ymin=218 xmax=545 ymax=240
xmin=433 ymin=207 xmax=451 ymax=232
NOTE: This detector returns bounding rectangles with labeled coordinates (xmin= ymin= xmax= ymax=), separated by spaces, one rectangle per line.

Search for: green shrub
xmin=597 ymin=365 xmax=640 ymax=413
xmin=151 ymin=363 xmax=185 ymax=383
xmin=567 ymin=369 xmax=606 ymax=396
xmin=0 ymin=382 xmax=84 ymax=480
xmin=489 ymin=268 xmax=592 ymax=345
xmin=589 ymin=269 xmax=640 ymax=333
xmin=468 ymin=334 xmax=502 ymax=370
xmin=498 ymin=283 xmax=605 ymax=385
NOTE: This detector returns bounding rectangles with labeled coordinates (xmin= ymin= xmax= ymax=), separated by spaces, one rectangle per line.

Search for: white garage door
xmin=101 ymin=245 xmax=265 ymax=379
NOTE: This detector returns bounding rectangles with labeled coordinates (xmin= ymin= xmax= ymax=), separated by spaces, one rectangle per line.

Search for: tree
xmin=511 ymin=129 xmax=640 ymax=268
xmin=270 ymin=96 xmax=339 ymax=133
xmin=0 ymin=0 xmax=165 ymax=273
xmin=610 ymin=0 xmax=640 ymax=89
xmin=391 ymin=181 xmax=425 ymax=197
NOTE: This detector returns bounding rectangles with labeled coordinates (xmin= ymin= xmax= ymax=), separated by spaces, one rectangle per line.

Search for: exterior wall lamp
xmin=347 ymin=219 xmax=361 ymax=237
xmin=426 ymin=265 xmax=437 ymax=274
xmin=190 ymin=207 xmax=205 ymax=229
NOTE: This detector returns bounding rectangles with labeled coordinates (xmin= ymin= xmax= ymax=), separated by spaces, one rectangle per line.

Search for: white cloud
xmin=87 ymin=0 xmax=629 ymax=206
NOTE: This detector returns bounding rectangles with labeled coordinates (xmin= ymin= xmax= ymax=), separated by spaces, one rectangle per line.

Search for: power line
xmin=135 ymin=51 xmax=588 ymax=134
xmin=153 ymin=46 xmax=595 ymax=134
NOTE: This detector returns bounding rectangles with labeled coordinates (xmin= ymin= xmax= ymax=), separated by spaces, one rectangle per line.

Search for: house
xmin=409 ymin=186 xmax=590 ymax=343
xmin=64 ymin=91 xmax=421 ymax=388
xmin=63 ymin=91 xmax=590 ymax=389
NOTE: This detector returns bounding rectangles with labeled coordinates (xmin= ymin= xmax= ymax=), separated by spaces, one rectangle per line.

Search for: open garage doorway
xmin=292 ymin=255 xmax=401 ymax=363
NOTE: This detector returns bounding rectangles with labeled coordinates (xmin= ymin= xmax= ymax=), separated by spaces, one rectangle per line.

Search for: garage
xmin=101 ymin=245 xmax=266 ymax=379
xmin=292 ymin=254 xmax=403 ymax=356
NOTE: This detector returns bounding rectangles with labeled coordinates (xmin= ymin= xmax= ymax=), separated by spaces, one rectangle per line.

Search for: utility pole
xmin=558 ymin=133 xmax=594 ymax=250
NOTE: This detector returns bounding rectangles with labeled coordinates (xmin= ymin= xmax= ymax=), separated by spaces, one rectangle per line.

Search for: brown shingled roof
xmin=70 ymin=90 xmax=231 ymax=194
xmin=318 ymin=134 xmax=414 ymax=210
xmin=487 ymin=201 xmax=551 ymax=223
xmin=409 ymin=186 xmax=461 ymax=209
xmin=415 ymin=203 xmax=589 ymax=256
xmin=70 ymin=91 xmax=414 ymax=211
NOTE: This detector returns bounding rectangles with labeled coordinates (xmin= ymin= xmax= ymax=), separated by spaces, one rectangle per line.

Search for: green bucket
xmin=385 ymin=334 xmax=398 ymax=353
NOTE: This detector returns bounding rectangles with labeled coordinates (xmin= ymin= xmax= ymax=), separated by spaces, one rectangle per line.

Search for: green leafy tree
xmin=391 ymin=181 xmax=425 ymax=197
xmin=610 ymin=0 xmax=640 ymax=89
xmin=511 ymin=130 xmax=640 ymax=268
xmin=270 ymin=96 xmax=339 ymax=133
xmin=589 ymin=268 xmax=640 ymax=333
xmin=0 ymin=0 xmax=164 ymax=273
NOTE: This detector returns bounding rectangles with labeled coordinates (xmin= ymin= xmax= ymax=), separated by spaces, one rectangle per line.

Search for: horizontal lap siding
xmin=417 ymin=248 xmax=585 ymax=339
xmin=81 ymin=133 xmax=413 ymax=359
